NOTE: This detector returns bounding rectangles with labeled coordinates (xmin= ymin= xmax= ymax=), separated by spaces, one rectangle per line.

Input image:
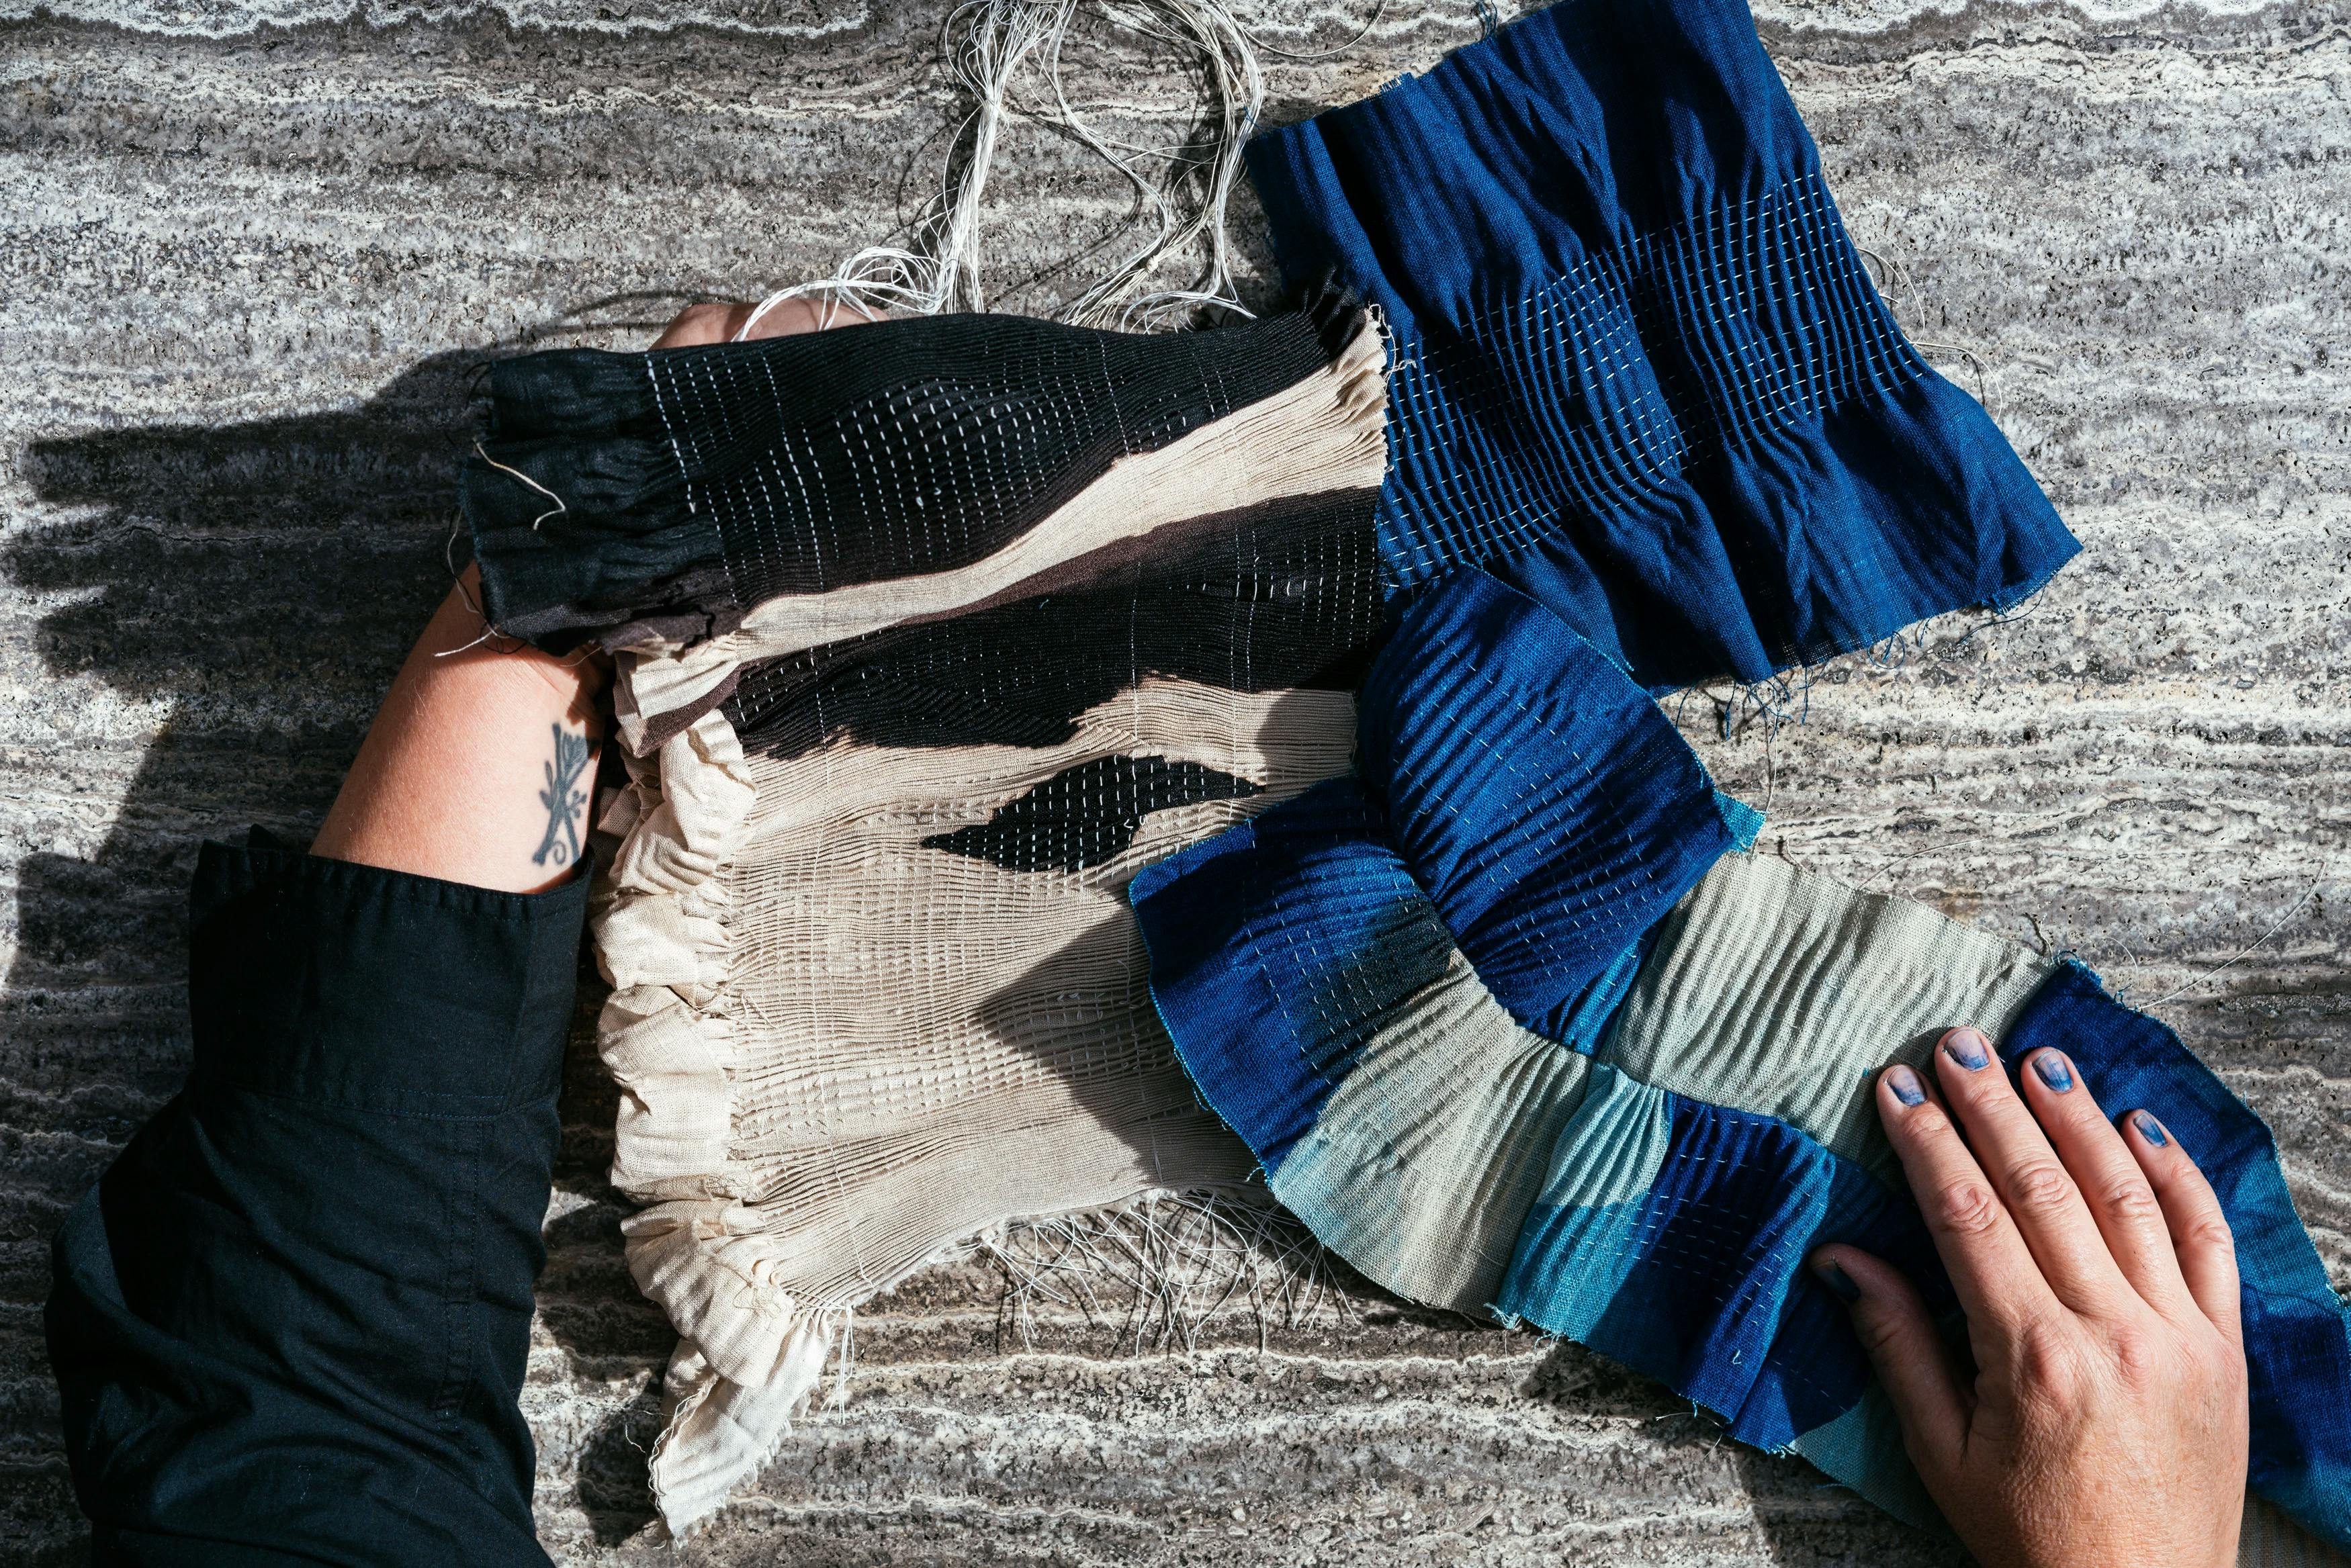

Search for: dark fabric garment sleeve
xmin=46 ymin=832 xmax=590 ymax=1567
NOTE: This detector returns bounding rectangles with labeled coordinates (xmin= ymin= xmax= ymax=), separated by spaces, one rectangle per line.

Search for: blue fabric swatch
xmin=1358 ymin=573 xmax=1740 ymax=1031
xmin=1244 ymin=0 xmax=2081 ymax=691
xmin=1133 ymin=573 xmax=2351 ymax=1550
xmin=1500 ymin=1076 xmax=1952 ymax=1455
xmin=1130 ymin=777 xmax=1452 ymax=1177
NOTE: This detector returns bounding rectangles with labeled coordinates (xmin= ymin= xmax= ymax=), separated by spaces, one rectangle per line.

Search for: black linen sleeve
xmin=46 ymin=833 xmax=590 ymax=1567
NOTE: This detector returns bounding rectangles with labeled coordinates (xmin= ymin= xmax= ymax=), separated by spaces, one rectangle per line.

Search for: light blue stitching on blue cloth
xmin=1130 ymin=570 xmax=2351 ymax=1550
xmin=1245 ymin=0 xmax=2082 ymax=691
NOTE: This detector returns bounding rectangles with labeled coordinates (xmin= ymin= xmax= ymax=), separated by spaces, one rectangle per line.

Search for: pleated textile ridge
xmin=476 ymin=299 xmax=1393 ymax=1533
xmin=1130 ymin=571 xmax=2351 ymax=1553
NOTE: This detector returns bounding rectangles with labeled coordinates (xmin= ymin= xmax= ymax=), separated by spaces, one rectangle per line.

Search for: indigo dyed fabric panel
xmin=1356 ymin=573 xmax=1736 ymax=1030
xmin=1497 ymin=1074 xmax=1953 ymax=1455
xmin=1245 ymin=0 xmax=2081 ymax=690
xmin=1135 ymin=574 xmax=2351 ymax=1551
xmin=1130 ymin=776 xmax=1455 ymax=1175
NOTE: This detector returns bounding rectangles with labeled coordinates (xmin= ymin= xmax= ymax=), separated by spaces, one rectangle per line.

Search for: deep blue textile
xmin=1358 ymin=574 xmax=1738 ymax=1029
xmin=1130 ymin=776 xmax=1454 ymax=1174
xmin=1245 ymin=0 xmax=2082 ymax=690
xmin=1135 ymin=575 xmax=2351 ymax=1549
xmin=1500 ymin=1087 xmax=1953 ymax=1453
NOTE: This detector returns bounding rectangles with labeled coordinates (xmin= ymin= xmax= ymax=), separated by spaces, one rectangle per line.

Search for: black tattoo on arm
xmin=532 ymin=723 xmax=594 ymax=868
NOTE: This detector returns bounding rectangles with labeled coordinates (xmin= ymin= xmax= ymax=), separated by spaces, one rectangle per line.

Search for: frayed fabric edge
xmin=590 ymin=680 xmax=1332 ymax=1536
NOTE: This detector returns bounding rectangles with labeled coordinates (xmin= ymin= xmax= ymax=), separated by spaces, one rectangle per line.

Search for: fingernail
xmin=1942 ymin=1027 xmax=1991 ymax=1071
xmin=1814 ymin=1258 xmax=1863 ymax=1303
xmin=2031 ymin=1052 xmax=2074 ymax=1093
xmin=1886 ymin=1065 xmax=1926 ymax=1106
xmin=2134 ymin=1112 xmax=2170 ymax=1148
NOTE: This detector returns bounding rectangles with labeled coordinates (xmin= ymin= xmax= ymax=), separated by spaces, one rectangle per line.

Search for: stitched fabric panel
xmin=1270 ymin=952 xmax=1591 ymax=1314
xmin=710 ymin=686 xmax=1352 ymax=1305
xmin=1245 ymin=0 xmax=2082 ymax=689
xmin=1133 ymin=572 xmax=2351 ymax=1552
xmin=1127 ymin=776 xmax=1454 ymax=1173
xmin=1357 ymin=572 xmax=1737 ymax=1029
xmin=465 ymin=291 xmax=1368 ymax=657
xmin=607 ymin=312 xmax=1389 ymax=756
xmin=576 ymin=300 xmax=1394 ymax=1534
xmin=1605 ymin=851 xmax=2060 ymax=1181
xmin=1497 ymin=1073 xmax=1953 ymax=1460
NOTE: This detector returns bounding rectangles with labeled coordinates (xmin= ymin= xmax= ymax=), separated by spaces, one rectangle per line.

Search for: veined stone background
xmin=2 ymin=0 xmax=2346 ymax=1560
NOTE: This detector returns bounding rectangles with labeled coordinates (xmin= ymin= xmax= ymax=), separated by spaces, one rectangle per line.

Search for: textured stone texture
xmin=2 ymin=0 xmax=2346 ymax=1561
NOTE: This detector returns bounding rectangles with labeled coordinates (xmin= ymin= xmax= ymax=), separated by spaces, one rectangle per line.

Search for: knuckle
xmin=2004 ymin=1160 xmax=2080 ymax=1219
xmin=1931 ymin=1179 xmax=2006 ymax=1240
xmin=1853 ymin=1307 xmax=1912 ymax=1362
xmin=2109 ymin=1321 xmax=2183 ymax=1383
xmin=2094 ymin=1173 xmax=2164 ymax=1227
xmin=2184 ymin=1210 xmax=2236 ymax=1254
xmin=2014 ymin=1326 xmax=2090 ymax=1407
xmin=1900 ymin=1100 xmax=1954 ymax=1140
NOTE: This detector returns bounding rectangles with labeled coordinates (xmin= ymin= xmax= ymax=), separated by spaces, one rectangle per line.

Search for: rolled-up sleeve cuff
xmin=187 ymin=829 xmax=592 ymax=1117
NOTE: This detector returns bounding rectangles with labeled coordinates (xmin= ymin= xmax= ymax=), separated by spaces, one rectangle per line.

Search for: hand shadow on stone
xmin=1 ymin=328 xmax=699 ymax=1547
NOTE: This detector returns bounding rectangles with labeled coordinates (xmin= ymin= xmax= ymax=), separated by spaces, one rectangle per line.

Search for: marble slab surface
xmin=3 ymin=1 xmax=2345 ymax=1560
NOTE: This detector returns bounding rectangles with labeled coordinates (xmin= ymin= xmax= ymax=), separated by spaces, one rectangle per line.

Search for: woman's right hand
xmin=1811 ymin=1026 xmax=2249 ymax=1568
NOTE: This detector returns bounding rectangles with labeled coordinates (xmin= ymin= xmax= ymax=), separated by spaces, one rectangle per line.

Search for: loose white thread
xmin=736 ymin=0 xmax=1386 ymax=338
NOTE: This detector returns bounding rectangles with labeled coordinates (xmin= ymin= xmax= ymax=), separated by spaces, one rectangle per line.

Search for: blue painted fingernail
xmin=2031 ymin=1052 xmax=2074 ymax=1093
xmin=2135 ymin=1112 xmax=2170 ymax=1148
xmin=1943 ymin=1027 xmax=1991 ymax=1071
xmin=1886 ymin=1065 xmax=1926 ymax=1106
xmin=1814 ymin=1259 xmax=1863 ymax=1303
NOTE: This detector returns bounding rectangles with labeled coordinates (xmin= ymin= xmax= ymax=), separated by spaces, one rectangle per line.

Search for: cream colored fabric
xmin=586 ymin=308 xmax=1390 ymax=1531
xmin=1602 ymin=852 xmax=2059 ymax=1180
xmin=615 ymin=318 xmax=1388 ymax=754
xmin=1272 ymin=950 xmax=1591 ymax=1315
xmin=596 ymin=682 xmax=1356 ymax=1532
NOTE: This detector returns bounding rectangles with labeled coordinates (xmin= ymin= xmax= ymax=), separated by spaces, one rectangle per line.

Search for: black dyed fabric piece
xmin=922 ymin=755 xmax=1263 ymax=873
xmin=721 ymin=490 xmax=1386 ymax=759
xmin=46 ymin=833 xmax=588 ymax=1567
xmin=466 ymin=292 xmax=1362 ymax=654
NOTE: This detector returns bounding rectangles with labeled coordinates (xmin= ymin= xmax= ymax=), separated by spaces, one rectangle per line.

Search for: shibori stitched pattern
xmin=461 ymin=300 xmax=1393 ymax=1533
xmin=1243 ymin=0 xmax=2082 ymax=692
xmin=463 ymin=289 xmax=1382 ymax=755
xmin=1129 ymin=570 xmax=2351 ymax=1553
xmin=446 ymin=0 xmax=2351 ymax=1544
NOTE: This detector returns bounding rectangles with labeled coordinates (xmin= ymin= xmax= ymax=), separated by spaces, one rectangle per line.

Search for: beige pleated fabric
xmin=1272 ymin=950 xmax=1594 ymax=1316
xmin=588 ymin=311 xmax=1389 ymax=1533
xmin=596 ymin=687 xmax=1355 ymax=1528
xmin=1605 ymin=852 xmax=2061 ymax=1181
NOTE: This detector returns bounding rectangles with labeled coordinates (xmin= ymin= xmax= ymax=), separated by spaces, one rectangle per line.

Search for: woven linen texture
xmin=562 ymin=304 xmax=1390 ymax=1533
xmin=1130 ymin=570 xmax=2351 ymax=1553
xmin=1243 ymin=0 xmax=2082 ymax=691
xmin=464 ymin=290 xmax=1369 ymax=668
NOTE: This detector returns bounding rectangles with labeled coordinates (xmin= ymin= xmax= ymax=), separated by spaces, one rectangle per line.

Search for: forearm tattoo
xmin=533 ymin=723 xmax=594 ymax=868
